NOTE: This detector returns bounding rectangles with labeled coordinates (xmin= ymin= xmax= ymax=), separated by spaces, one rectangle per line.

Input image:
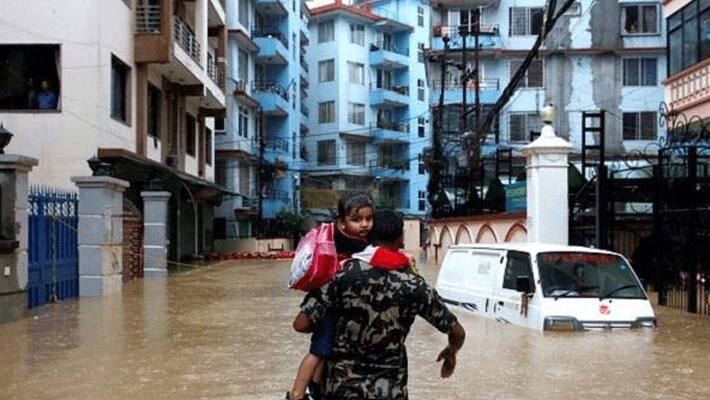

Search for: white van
xmin=435 ymin=243 xmax=656 ymax=331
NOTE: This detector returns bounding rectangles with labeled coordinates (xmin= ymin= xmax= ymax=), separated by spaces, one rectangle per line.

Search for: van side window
xmin=503 ymin=251 xmax=534 ymax=292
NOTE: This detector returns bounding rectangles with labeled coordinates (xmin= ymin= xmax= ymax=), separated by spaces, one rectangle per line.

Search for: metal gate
xmin=569 ymin=104 xmax=710 ymax=315
xmin=122 ymin=199 xmax=143 ymax=281
xmin=27 ymin=187 xmax=79 ymax=309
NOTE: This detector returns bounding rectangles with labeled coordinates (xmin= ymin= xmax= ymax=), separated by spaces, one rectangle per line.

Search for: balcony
xmin=255 ymin=0 xmax=287 ymax=16
xmin=207 ymin=53 xmax=225 ymax=90
xmin=666 ymin=59 xmax=710 ymax=112
xmin=301 ymin=103 xmax=309 ymax=118
xmin=252 ymin=81 xmax=289 ymax=117
xmin=136 ymin=3 xmax=161 ymax=34
xmin=431 ymin=79 xmax=500 ymax=105
xmin=265 ymin=137 xmax=290 ymax=155
xmin=229 ymin=27 xmax=259 ymax=53
xmin=369 ymin=158 xmax=409 ymax=180
xmin=369 ymin=44 xmax=409 ymax=70
xmin=174 ymin=16 xmax=201 ymax=65
xmin=430 ymin=25 xmax=502 ymax=52
xmin=373 ymin=120 xmax=410 ymax=142
xmin=233 ymin=79 xmax=259 ymax=108
xmin=372 ymin=8 xmax=413 ymax=32
xmin=370 ymin=85 xmax=409 ymax=108
xmin=253 ymin=30 xmax=289 ymax=65
xmin=208 ymin=0 xmax=227 ymax=26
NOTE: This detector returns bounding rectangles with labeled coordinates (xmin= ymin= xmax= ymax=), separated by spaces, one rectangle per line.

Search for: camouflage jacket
xmin=301 ymin=259 xmax=458 ymax=400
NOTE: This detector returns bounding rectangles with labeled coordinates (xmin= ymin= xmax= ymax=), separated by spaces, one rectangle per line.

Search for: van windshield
xmin=537 ymin=252 xmax=645 ymax=299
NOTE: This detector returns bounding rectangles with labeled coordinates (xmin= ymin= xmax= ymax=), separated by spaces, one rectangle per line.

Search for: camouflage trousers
xmin=324 ymin=358 xmax=409 ymax=400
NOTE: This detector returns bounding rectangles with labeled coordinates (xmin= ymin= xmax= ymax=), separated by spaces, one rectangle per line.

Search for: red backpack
xmin=288 ymin=223 xmax=340 ymax=291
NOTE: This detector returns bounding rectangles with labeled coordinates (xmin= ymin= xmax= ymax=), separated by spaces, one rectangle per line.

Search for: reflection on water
xmin=1 ymin=258 xmax=710 ymax=399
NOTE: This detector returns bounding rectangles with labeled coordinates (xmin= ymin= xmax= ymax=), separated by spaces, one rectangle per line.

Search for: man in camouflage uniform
xmin=295 ymin=211 xmax=466 ymax=400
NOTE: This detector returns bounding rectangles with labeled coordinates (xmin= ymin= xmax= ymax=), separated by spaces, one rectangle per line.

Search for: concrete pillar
xmin=522 ymin=110 xmax=572 ymax=245
xmin=0 ymin=155 xmax=38 ymax=323
xmin=141 ymin=191 xmax=171 ymax=277
xmin=72 ymin=176 xmax=129 ymax=297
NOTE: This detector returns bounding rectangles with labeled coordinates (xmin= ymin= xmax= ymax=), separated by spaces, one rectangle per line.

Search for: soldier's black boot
xmin=307 ymin=381 xmax=322 ymax=400
xmin=285 ymin=392 xmax=314 ymax=400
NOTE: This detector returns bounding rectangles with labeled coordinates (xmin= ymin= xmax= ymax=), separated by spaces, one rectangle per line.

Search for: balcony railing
xmin=369 ymin=158 xmax=410 ymax=170
xmin=207 ymin=54 xmax=225 ymax=88
xmin=431 ymin=79 xmax=500 ymax=91
xmin=234 ymin=78 xmax=249 ymax=92
xmin=174 ymin=16 xmax=201 ymax=64
xmin=375 ymin=84 xmax=409 ymax=96
xmin=376 ymin=120 xmax=409 ymax=133
xmin=252 ymin=29 xmax=288 ymax=48
xmin=252 ymin=81 xmax=289 ymax=101
xmin=370 ymin=42 xmax=409 ymax=56
xmin=266 ymin=138 xmax=290 ymax=153
xmin=434 ymin=24 xmax=500 ymax=38
xmin=668 ymin=63 xmax=710 ymax=109
xmin=136 ymin=4 xmax=162 ymax=33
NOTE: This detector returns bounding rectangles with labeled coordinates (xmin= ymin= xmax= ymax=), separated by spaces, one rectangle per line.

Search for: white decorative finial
xmin=540 ymin=103 xmax=556 ymax=138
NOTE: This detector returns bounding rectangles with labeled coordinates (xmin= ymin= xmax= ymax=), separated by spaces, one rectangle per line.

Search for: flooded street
xmin=1 ymin=258 xmax=710 ymax=400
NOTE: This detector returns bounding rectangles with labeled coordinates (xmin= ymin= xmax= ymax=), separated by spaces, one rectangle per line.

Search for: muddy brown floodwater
xmin=1 ymin=258 xmax=710 ymax=400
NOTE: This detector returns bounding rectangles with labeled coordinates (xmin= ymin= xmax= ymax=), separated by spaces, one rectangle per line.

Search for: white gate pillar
xmin=522 ymin=105 xmax=572 ymax=245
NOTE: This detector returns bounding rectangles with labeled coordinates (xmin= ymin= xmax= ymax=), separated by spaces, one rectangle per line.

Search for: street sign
xmin=505 ymin=182 xmax=526 ymax=212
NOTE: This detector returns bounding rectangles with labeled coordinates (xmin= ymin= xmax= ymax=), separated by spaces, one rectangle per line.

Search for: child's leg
xmin=290 ymin=353 xmax=322 ymax=400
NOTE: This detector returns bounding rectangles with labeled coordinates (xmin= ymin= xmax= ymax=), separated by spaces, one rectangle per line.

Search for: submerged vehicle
xmin=435 ymin=243 xmax=657 ymax=331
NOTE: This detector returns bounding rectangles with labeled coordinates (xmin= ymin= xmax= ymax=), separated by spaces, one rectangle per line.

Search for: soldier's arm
xmin=296 ymin=277 xmax=339 ymax=331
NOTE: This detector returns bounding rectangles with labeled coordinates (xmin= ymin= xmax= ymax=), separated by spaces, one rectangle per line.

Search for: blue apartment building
xmin=216 ymin=0 xmax=310 ymax=238
xmin=427 ymin=0 xmax=667 ymax=166
xmin=303 ymin=0 xmax=431 ymax=217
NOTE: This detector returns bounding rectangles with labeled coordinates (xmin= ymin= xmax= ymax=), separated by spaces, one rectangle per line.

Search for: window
xmin=418 ymin=155 xmax=425 ymax=175
xmin=348 ymin=102 xmax=365 ymax=125
xmin=417 ymin=79 xmax=425 ymax=101
xmin=348 ymin=62 xmax=364 ymax=84
xmin=509 ymin=112 xmax=542 ymax=142
xmin=457 ymin=8 xmax=481 ymax=31
xmin=417 ymin=7 xmax=424 ymax=27
xmin=319 ymin=59 xmax=334 ymax=82
xmin=317 ymin=140 xmax=336 ymax=165
xmin=667 ymin=1 xmax=710 ymax=75
xmin=621 ymin=4 xmax=658 ymax=35
xmin=0 ymin=45 xmax=61 ymax=111
xmin=418 ymin=117 xmax=426 ymax=137
xmin=293 ymin=33 xmax=297 ymax=60
xmin=418 ymin=42 xmax=425 ymax=63
xmin=346 ymin=141 xmax=366 ymax=166
xmin=418 ymin=191 xmax=426 ymax=211
xmin=215 ymin=117 xmax=225 ymax=135
xmin=318 ymin=21 xmax=334 ymax=43
xmin=623 ymin=58 xmax=657 ymax=86
xmin=185 ymin=113 xmax=196 ymax=156
xmin=238 ymin=106 xmax=249 ymax=137
xmin=238 ymin=0 xmax=249 ymax=28
xmin=623 ymin=112 xmax=657 ymax=140
xmin=509 ymin=59 xmax=544 ymax=88
xmin=292 ymin=0 xmax=296 ymax=12
xmin=215 ymin=160 xmax=226 ymax=186
xmin=111 ymin=55 xmax=131 ymax=123
xmin=238 ymin=49 xmax=249 ymax=84
xmin=319 ymin=101 xmax=335 ymax=123
xmin=205 ymin=128 xmax=213 ymax=165
xmin=509 ymin=7 xmax=544 ymax=36
xmin=148 ymin=84 xmax=161 ymax=139
xmin=503 ymin=252 xmax=534 ymax=292
xmin=350 ymin=24 xmax=365 ymax=45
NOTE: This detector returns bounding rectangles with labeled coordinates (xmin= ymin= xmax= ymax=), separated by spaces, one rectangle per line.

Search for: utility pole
xmin=256 ymin=110 xmax=265 ymax=237
xmin=427 ymin=35 xmax=450 ymax=218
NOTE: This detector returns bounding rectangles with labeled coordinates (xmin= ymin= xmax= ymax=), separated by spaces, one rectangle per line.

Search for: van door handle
xmin=498 ymin=301 xmax=504 ymax=306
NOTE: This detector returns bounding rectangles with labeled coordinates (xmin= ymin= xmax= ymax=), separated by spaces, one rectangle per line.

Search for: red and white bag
xmin=288 ymin=223 xmax=339 ymax=291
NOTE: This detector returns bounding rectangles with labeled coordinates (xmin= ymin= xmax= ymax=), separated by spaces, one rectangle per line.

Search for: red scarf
xmin=352 ymin=245 xmax=410 ymax=270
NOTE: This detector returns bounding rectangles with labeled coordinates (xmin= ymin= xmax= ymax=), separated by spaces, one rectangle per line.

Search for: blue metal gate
xmin=27 ymin=187 xmax=79 ymax=309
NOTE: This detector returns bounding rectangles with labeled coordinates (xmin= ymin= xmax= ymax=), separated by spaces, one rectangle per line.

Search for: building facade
xmin=427 ymin=0 xmax=667 ymax=165
xmin=0 ymin=0 xmax=226 ymax=260
xmin=663 ymin=0 xmax=710 ymax=121
xmin=303 ymin=0 xmax=431 ymax=218
xmin=216 ymin=0 xmax=310 ymax=238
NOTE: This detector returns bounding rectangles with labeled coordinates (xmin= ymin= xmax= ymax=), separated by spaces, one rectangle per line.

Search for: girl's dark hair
xmin=337 ymin=191 xmax=373 ymax=219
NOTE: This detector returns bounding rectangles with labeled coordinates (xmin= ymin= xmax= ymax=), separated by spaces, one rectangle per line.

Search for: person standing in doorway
xmin=36 ymin=80 xmax=58 ymax=110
